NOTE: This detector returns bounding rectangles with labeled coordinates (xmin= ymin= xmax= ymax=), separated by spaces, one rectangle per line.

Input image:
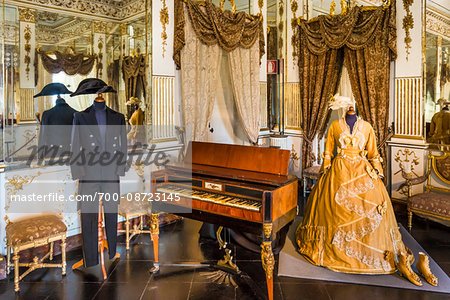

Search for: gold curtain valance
xmin=174 ymin=0 xmax=265 ymax=69
xmin=297 ymin=4 xmax=396 ymax=58
xmin=37 ymin=49 xmax=97 ymax=75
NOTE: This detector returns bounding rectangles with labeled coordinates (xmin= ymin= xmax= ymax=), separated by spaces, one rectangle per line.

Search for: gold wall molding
xmin=402 ymin=0 xmax=414 ymax=60
xmin=152 ymin=76 xmax=176 ymax=140
xmin=278 ymin=0 xmax=284 ymax=55
xmin=93 ymin=21 xmax=107 ymax=34
xmin=284 ymin=82 xmax=301 ymax=129
xmin=160 ymin=0 xmax=169 ymax=57
xmin=290 ymin=0 xmax=299 ymax=64
xmin=19 ymin=7 xmax=36 ymax=23
xmin=260 ymin=82 xmax=268 ymax=129
xmin=24 ymin=25 xmax=32 ymax=80
xmin=426 ymin=9 xmax=450 ymax=39
xmin=6 ymin=175 xmax=37 ymax=197
xmin=394 ymin=77 xmax=422 ymax=137
xmin=19 ymin=88 xmax=36 ymax=122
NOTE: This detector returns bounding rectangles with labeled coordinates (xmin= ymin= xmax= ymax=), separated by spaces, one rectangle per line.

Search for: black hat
xmin=34 ymin=83 xmax=73 ymax=98
xmin=70 ymin=78 xmax=117 ymax=97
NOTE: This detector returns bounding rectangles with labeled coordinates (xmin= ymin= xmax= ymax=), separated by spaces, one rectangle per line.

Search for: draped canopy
xmin=296 ymin=3 xmax=396 ymax=174
xmin=174 ymin=0 xmax=265 ymax=69
xmin=37 ymin=49 xmax=97 ymax=76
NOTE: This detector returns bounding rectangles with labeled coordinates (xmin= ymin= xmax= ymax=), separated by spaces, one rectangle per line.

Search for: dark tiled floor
xmin=1 ymin=213 xmax=449 ymax=300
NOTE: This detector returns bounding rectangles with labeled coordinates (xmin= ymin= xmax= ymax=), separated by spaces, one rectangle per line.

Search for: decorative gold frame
xmin=429 ymin=151 xmax=450 ymax=186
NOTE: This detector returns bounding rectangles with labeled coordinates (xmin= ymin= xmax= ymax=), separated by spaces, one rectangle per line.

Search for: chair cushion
xmin=409 ymin=192 xmax=450 ymax=218
xmin=119 ymin=193 xmax=151 ymax=216
xmin=6 ymin=215 xmax=67 ymax=247
xmin=303 ymin=166 xmax=321 ymax=179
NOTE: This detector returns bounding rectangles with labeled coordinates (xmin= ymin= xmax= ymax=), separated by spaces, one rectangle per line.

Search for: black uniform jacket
xmin=70 ymin=104 xmax=127 ymax=181
xmin=38 ymin=98 xmax=77 ymax=157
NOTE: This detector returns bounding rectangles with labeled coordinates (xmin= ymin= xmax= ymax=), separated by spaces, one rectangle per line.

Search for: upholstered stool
xmin=6 ymin=215 xmax=67 ymax=292
xmin=118 ymin=193 xmax=152 ymax=250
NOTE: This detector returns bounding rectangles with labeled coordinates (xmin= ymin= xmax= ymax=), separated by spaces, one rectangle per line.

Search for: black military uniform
xmin=70 ymin=78 xmax=127 ymax=267
xmin=35 ymin=83 xmax=77 ymax=158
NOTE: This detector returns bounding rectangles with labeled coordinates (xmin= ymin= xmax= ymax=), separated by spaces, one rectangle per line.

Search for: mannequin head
xmin=347 ymin=106 xmax=356 ymax=115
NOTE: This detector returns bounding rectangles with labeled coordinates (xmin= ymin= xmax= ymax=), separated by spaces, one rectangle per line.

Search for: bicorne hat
xmin=70 ymin=78 xmax=117 ymax=97
xmin=34 ymin=83 xmax=73 ymax=98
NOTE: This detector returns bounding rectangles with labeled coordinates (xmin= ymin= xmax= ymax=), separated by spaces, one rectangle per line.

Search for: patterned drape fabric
xmin=296 ymin=3 xmax=396 ymax=169
xmin=174 ymin=0 xmax=264 ymax=70
xmin=228 ymin=41 xmax=261 ymax=144
xmin=299 ymin=46 xmax=342 ymax=169
xmin=181 ymin=9 xmax=222 ymax=142
xmin=37 ymin=49 xmax=96 ymax=76
xmin=122 ymin=55 xmax=147 ymax=102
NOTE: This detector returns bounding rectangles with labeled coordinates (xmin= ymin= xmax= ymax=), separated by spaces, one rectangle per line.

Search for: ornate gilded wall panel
xmin=260 ymin=82 xmax=268 ymax=129
xmin=19 ymin=89 xmax=36 ymax=122
xmin=394 ymin=77 xmax=423 ymax=137
xmin=284 ymin=82 xmax=301 ymax=129
xmin=152 ymin=76 xmax=176 ymax=140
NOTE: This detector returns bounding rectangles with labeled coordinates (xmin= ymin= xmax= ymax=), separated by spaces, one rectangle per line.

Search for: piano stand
xmin=216 ymin=226 xmax=239 ymax=272
xmin=72 ymin=199 xmax=120 ymax=279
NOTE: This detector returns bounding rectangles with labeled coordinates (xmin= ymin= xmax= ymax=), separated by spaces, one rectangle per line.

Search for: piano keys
xmin=150 ymin=141 xmax=298 ymax=300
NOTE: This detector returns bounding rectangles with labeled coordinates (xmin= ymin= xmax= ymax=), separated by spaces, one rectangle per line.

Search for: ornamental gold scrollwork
xmin=93 ymin=21 xmax=107 ymax=34
xmin=24 ymin=25 xmax=32 ymax=80
xmin=6 ymin=175 xmax=37 ymax=196
xmin=258 ymin=0 xmax=264 ymax=15
xmin=394 ymin=149 xmax=419 ymax=179
xmin=278 ymin=0 xmax=284 ymax=54
xmin=132 ymin=162 xmax=146 ymax=183
xmin=150 ymin=213 xmax=160 ymax=236
xmin=290 ymin=144 xmax=300 ymax=168
xmin=290 ymin=0 xmax=299 ymax=66
xmin=402 ymin=0 xmax=414 ymax=60
xmin=220 ymin=0 xmax=237 ymax=13
xmin=263 ymin=223 xmax=273 ymax=239
xmin=261 ymin=242 xmax=275 ymax=279
xmin=97 ymin=36 xmax=104 ymax=78
xmin=330 ymin=1 xmax=336 ymax=17
xmin=19 ymin=7 xmax=35 ymax=23
xmin=160 ymin=0 xmax=169 ymax=57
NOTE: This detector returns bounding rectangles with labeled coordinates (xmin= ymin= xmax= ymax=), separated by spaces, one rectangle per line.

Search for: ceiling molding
xmin=5 ymin=0 xmax=145 ymax=22
xmin=426 ymin=9 xmax=450 ymax=39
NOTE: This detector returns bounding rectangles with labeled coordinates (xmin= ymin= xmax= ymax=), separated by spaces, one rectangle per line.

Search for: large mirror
xmin=0 ymin=1 xmax=151 ymax=163
xmin=425 ymin=31 xmax=450 ymax=145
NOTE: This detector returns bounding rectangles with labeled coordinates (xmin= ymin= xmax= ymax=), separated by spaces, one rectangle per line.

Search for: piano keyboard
xmin=156 ymin=184 xmax=262 ymax=212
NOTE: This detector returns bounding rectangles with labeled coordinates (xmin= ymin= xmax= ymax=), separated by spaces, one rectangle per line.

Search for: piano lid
xmin=169 ymin=141 xmax=296 ymax=186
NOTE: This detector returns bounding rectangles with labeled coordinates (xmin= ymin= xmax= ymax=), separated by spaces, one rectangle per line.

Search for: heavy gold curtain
xmin=122 ymin=55 xmax=147 ymax=102
xmin=37 ymin=49 xmax=96 ymax=75
xmin=173 ymin=0 xmax=264 ymax=70
xmin=297 ymin=3 xmax=396 ymax=170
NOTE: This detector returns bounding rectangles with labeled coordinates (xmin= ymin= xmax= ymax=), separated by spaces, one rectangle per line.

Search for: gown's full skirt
xmin=296 ymin=156 xmax=407 ymax=274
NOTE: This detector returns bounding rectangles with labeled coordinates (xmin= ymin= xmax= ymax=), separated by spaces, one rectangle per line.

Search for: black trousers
xmin=78 ymin=180 xmax=120 ymax=268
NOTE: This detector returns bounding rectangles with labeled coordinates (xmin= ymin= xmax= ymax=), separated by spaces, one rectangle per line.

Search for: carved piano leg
xmin=150 ymin=213 xmax=160 ymax=273
xmin=261 ymin=241 xmax=275 ymax=300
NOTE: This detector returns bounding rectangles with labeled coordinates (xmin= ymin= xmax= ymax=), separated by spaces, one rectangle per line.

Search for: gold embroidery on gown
xmin=296 ymin=117 xmax=406 ymax=274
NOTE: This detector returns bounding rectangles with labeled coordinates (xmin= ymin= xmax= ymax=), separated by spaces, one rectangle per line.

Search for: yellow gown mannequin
xmin=296 ymin=101 xmax=438 ymax=286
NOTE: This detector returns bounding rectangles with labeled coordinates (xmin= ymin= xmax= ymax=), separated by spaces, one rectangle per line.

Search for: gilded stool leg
xmin=6 ymin=245 xmax=11 ymax=275
xmin=125 ymin=216 xmax=130 ymax=251
xmin=408 ymin=210 xmax=413 ymax=232
xmin=140 ymin=215 xmax=144 ymax=230
xmin=13 ymin=251 xmax=19 ymax=292
xmin=49 ymin=242 xmax=54 ymax=261
xmin=61 ymin=235 xmax=67 ymax=275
